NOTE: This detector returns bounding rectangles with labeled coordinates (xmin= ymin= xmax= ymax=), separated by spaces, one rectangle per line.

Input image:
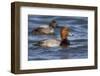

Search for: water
xmin=28 ymin=15 xmax=88 ymax=60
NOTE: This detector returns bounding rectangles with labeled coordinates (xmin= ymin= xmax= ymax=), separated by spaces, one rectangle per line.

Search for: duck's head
xmin=60 ymin=27 xmax=70 ymax=39
xmin=49 ymin=20 xmax=57 ymax=28
xmin=60 ymin=27 xmax=70 ymax=47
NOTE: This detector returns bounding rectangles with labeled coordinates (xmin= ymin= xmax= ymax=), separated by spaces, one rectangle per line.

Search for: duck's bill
xmin=69 ymin=32 xmax=73 ymax=36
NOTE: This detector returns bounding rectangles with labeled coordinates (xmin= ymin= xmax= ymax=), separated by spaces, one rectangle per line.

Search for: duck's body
xmin=39 ymin=38 xmax=70 ymax=47
xmin=32 ymin=26 xmax=54 ymax=34
xmin=39 ymin=39 xmax=60 ymax=47
xmin=34 ymin=27 xmax=70 ymax=47
xmin=32 ymin=20 xmax=57 ymax=35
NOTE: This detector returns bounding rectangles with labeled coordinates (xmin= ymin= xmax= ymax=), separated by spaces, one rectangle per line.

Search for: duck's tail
xmin=32 ymin=41 xmax=43 ymax=46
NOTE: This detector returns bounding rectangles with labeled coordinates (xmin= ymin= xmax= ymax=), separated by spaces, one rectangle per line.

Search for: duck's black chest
xmin=60 ymin=39 xmax=70 ymax=46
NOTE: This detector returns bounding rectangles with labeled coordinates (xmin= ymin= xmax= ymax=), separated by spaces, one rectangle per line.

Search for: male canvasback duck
xmin=35 ymin=27 xmax=70 ymax=47
xmin=32 ymin=20 xmax=57 ymax=35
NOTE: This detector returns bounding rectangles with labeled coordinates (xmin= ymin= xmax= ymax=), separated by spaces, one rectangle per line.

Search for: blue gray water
xmin=28 ymin=15 xmax=88 ymax=60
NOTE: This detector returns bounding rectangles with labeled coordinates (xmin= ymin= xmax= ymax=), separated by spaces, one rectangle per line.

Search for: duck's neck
xmin=49 ymin=22 xmax=56 ymax=29
xmin=49 ymin=26 xmax=54 ymax=31
xmin=60 ymin=38 xmax=70 ymax=47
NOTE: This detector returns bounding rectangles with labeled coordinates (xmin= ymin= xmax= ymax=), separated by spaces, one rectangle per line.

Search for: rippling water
xmin=28 ymin=15 xmax=88 ymax=60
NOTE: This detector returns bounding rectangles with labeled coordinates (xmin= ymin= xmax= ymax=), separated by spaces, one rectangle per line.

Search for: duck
xmin=32 ymin=20 xmax=57 ymax=35
xmin=34 ymin=27 xmax=70 ymax=47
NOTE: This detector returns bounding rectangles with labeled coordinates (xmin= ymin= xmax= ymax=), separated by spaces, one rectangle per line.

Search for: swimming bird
xmin=34 ymin=27 xmax=70 ymax=47
xmin=32 ymin=20 xmax=57 ymax=35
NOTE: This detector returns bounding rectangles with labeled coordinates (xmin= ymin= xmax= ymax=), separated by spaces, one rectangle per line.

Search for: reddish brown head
xmin=60 ymin=26 xmax=70 ymax=40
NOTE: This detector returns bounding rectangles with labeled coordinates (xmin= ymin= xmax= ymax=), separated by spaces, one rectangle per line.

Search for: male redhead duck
xmin=35 ymin=27 xmax=70 ymax=47
xmin=32 ymin=20 xmax=57 ymax=35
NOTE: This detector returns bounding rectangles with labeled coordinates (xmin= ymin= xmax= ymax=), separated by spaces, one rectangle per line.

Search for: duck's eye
xmin=64 ymin=29 xmax=68 ymax=32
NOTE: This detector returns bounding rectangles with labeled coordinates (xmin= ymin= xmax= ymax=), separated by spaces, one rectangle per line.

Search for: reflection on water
xmin=28 ymin=15 xmax=88 ymax=60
